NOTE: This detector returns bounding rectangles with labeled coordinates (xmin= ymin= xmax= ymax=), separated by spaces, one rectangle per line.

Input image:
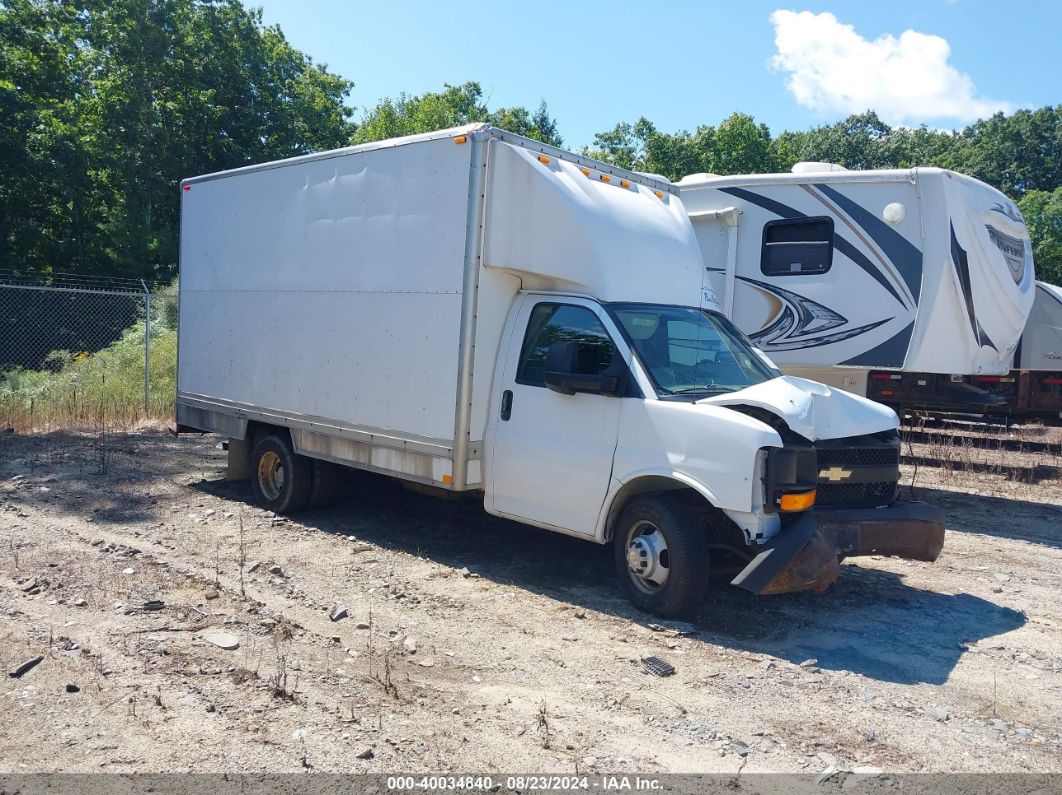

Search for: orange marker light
xmin=778 ymin=490 xmax=816 ymax=512
xmin=442 ymin=474 xmax=453 ymax=485
xmin=620 ymin=180 xmax=631 ymax=188
xmin=537 ymin=155 xmax=551 ymax=164
xmin=600 ymin=175 xmax=611 ymax=183
xmin=655 ymin=191 xmax=665 ymax=199
xmin=580 ymin=168 xmax=590 ymax=176
xmin=454 ymin=136 xmax=467 ymax=145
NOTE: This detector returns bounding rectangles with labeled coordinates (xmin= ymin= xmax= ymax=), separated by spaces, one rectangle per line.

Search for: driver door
xmin=488 ymin=297 xmax=625 ymax=536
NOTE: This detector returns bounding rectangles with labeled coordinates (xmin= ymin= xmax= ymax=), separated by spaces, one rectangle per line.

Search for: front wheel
xmin=613 ymin=495 xmax=710 ymax=618
xmin=250 ymin=433 xmax=312 ymax=514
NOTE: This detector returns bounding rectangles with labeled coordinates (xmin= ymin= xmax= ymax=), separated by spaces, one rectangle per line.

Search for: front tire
xmin=613 ymin=495 xmax=710 ymax=618
xmin=250 ymin=434 xmax=312 ymax=515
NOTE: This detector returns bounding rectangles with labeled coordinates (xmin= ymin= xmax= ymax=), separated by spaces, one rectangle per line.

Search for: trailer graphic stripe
xmin=801 ymin=185 xmax=915 ymax=309
xmin=737 ymin=276 xmax=894 ymax=351
xmin=950 ymin=222 xmax=998 ymax=352
xmin=840 ymin=322 xmax=914 ymax=367
xmin=718 ymin=187 xmax=907 ymax=307
xmin=813 ymin=183 xmax=923 ymax=303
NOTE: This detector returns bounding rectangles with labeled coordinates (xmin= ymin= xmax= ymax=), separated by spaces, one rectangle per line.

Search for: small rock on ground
xmin=9 ymin=656 xmax=44 ymax=678
xmin=329 ymin=603 xmax=348 ymax=621
xmin=202 ymin=632 xmax=240 ymax=651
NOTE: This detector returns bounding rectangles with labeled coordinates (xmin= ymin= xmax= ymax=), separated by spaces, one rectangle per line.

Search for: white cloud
xmin=769 ymin=10 xmax=1011 ymax=125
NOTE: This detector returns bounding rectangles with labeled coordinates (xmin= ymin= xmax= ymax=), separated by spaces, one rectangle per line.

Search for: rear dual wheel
xmin=251 ymin=434 xmax=313 ymax=514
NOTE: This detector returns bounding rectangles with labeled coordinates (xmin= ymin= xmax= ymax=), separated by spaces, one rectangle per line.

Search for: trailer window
xmin=760 ymin=217 xmax=834 ymax=276
xmin=516 ymin=303 xmax=615 ymax=388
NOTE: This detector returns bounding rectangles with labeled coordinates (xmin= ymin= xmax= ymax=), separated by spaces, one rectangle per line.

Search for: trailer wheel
xmin=614 ymin=495 xmax=710 ymax=618
xmin=308 ymin=459 xmax=340 ymax=508
xmin=250 ymin=434 xmax=312 ymax=515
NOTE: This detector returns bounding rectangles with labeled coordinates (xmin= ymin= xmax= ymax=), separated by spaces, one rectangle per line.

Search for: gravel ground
xmin=0 ymin=428 xmax=1059 ymax=776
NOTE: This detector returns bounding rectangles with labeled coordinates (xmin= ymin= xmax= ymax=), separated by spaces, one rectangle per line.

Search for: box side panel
xmin=178 ymin=135 xmax=471 ymax=442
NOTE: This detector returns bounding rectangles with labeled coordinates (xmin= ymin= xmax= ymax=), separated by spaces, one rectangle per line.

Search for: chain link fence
xmin=0 ymin=270 xmax=178 ymax=431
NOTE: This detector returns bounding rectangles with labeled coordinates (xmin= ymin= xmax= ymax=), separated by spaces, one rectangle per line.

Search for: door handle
xmin=500 ymin=390 xmax=513 ymax=421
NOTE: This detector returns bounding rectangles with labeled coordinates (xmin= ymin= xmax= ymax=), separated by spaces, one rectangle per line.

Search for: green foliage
xmin=585 ymin=113 xmax=776 ymax=180
xmin=1018 ymin=188 xmax=1062 ymax=286
xmin=588 ymin=107 xmax=1062 ymax=284
xmin=352 ymin=81 xmax=562 ymax=146
xmin=3 ymin=0 xmax=1061 ymax=288
xmin=0 ymin=0 xmax=354 ymax=283
xmin=0 ymin=296 xmax=178 ymax=427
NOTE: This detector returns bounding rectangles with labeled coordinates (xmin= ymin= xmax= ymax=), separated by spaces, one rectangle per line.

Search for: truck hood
xmin=697 ymin=375 xmax=898 ymax=441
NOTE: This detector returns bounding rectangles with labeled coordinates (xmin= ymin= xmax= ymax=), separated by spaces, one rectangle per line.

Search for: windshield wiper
xmin=669 ymin=385 xmax=738 ymax=395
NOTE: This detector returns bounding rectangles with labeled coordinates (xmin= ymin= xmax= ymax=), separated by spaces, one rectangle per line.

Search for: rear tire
xmin=250 ymin=434 xmax=312 ymax=515
xmin=613 ymin=495 xmax=710 ymax=618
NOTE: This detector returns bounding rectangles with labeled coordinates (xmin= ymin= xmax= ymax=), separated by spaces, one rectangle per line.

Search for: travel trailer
xmin=675 ymin=166 xmax=1037 ymax=415
xmin=176 ymin=126 xmax=943 ymax=617
xmin=904 ymin=280 xmax=1061 ymax=421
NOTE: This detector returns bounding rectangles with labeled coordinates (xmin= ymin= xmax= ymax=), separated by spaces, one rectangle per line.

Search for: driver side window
xmin=516 ymin=303 xmax=616 ymax=388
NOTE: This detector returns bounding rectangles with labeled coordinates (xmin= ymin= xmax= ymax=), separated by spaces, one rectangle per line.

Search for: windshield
xmin=608 ymin=303 xmax=780 ymax=399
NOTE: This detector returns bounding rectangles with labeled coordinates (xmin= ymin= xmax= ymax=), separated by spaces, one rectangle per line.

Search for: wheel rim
xmin=625 ymin=520 xmax=670 ymax=593
xmin=257 ymin=450 xmax=285 ymax=501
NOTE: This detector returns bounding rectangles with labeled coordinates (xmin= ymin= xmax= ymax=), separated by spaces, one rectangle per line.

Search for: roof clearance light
xmin=654 ymin=191 xmax=664 ymax=199
xmin=620 ymin=180 xmax=631 ymax=188
xmin=454 ymin=136 xmax=467 ymax=145
xmin=580 ymin=168 xmax=590 ymax=176
xmin=600 ymin=175 xmax=611 ymax=183
xmin=182 ymin=185 xmax=191 ymax=192
xmin=537 ymin=155 xmax=551 ymax=164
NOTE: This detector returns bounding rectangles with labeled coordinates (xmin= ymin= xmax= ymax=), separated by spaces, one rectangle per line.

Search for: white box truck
xmin=675 ymin=165 xmax=1036 ymax=412
xmin=176 ymin=125 xmax=944 ymax=617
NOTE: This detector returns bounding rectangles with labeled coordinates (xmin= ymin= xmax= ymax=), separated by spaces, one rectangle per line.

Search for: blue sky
xmin=257 ymin=1 xmax=1061 ymax=148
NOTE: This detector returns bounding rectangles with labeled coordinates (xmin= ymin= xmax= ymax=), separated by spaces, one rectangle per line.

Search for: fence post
xmin=142 ymin=279 xmax=151 ymax=416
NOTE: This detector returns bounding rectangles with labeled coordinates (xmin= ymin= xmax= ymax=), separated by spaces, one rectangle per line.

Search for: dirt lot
xmin=0 ymin=428 xmax=1060 ymax=775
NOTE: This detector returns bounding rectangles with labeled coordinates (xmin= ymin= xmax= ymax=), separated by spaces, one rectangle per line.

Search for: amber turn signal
xmin=778 ymin=489 xmax=816 ymax=512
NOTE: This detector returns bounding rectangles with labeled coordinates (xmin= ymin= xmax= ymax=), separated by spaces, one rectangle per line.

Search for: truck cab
xmin=485 ymin=290 xmax=943 ymax=616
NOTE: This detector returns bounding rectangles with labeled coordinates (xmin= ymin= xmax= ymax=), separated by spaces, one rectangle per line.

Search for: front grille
xmin=815 ymin=432 xmax=900 ymax=509
xmin=816 ymin=481 xmax=897 ymax=507
xmin=816 ymin=446 xmax=898 ymax=468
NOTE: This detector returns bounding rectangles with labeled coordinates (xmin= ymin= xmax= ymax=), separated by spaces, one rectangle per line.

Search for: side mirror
xmin=543 ymin=340 xmax=625 ymax=397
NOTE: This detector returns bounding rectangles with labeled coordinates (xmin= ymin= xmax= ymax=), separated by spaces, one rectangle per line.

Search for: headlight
xmin=764 ymin=446 xmax=818 ymax=512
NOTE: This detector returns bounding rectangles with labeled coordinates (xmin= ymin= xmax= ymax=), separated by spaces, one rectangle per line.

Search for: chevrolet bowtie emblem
xmin=820 ymin=466 xmax=853 ymax=482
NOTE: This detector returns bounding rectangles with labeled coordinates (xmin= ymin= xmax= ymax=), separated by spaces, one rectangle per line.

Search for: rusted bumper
xmin=730 ymin=502 xmax=945 ymax=595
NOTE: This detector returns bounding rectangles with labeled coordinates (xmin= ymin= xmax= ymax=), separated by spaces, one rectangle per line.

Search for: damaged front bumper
xmin=730 ymin=502 xmax=946 ymax=595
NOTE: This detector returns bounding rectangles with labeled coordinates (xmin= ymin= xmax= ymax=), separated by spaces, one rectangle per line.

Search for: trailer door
xmin=487 ymin=296 xmax=623 ymax=536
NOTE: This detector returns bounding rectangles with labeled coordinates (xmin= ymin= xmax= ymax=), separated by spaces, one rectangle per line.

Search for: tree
xmin=0 ymin=0 xmax=355 ymax=281
xmin=711 ymin=113 xmax=777 ymax=174
xmin=1019 ymin=188 xmax=1062 ymax=286
xmin=352 ymin=82 xmax=562 ymax=146
xmin=950 ymin=107 xmax=1062 ymax=198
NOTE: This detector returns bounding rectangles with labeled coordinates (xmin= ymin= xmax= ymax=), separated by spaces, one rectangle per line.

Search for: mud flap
xmin=730 ymin=514 xmax=840 ymax=595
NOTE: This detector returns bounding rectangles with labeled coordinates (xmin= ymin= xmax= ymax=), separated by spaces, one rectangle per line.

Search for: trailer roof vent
xmin=676 ymin=172 xmax=720 ymax=184
xmin=791 ymin=161 xmax=849 ymax=174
